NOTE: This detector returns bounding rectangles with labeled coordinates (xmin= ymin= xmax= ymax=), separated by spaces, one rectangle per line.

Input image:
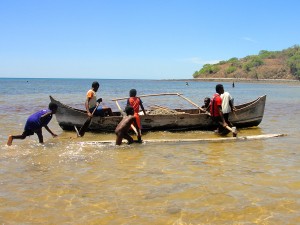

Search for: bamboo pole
xmin=218 ymin=121 xmax=238 ymax=137
xmin=176 ymin=93 xmax=206 ymax=113
xmin=111 ymin=93 xmax=182 ymax=101
xmin=112 ymin=92 xmax=207 ymax=113
xmin=143 ymin=134 xmax=285 ymax=143
xmin=153 ymin=104 xmax=172 ymax=110
xmin=80 ymin=134 xmax=286 ymax=145
xmin=114 ymin=100 xmax=123 ymax=113
xmin=232 ymin=110 xmax=238 ymax=119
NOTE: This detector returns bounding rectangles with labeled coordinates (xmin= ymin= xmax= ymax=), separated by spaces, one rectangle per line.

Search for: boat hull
xmin=50 ymin=95 xmax=266 ymax=132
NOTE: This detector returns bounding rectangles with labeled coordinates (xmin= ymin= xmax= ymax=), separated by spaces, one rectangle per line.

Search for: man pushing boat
xmin=210 ymin=84 xmax=237 ymax=137
xmin=7 ymin=103 xmax=58 ymax=146
xmin=115 ymin=105 xmax=142 ymax=145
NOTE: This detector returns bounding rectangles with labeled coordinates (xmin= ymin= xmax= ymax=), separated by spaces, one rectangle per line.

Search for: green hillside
xmin=193 ymin=45 xmax=300 ymax=80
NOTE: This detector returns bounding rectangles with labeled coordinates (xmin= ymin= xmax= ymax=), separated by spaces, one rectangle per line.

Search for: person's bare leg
xmin=7 ymin=135 xmax=13 ymax=146
xmin=124 ymin=133 xmax=134 ymax=144
xmin=7 ymin=134 xmax=27 ymax=146
xmin=116 ymin=133 xmax=123 ymax=145
xmin=36 ymin=129 xmax=43 ymax=144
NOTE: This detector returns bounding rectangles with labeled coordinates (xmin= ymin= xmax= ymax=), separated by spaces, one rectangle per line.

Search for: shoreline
xmin=1 ymin=77 xmax=299 ymax=84
xmin=168 ymin=78 xmax=300 ymax=84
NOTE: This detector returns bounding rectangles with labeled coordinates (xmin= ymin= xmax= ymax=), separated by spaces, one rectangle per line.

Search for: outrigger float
xmin=77 ymin=134 xmax=286 ymax=146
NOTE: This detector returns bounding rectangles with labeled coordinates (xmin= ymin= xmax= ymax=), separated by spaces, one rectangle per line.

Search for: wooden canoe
xmin=49 ymin=94 xmax=266 ymax=133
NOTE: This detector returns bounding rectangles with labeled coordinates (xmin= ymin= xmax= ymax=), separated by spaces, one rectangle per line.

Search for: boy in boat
xmin=201 ymin=97 xmax=211 ymax=112
xmin=115 ymin=105 xmax=142 ymax=145
xmin=85 ymin=81 xmax=113 ymax=117
xmin=126 ymin=89 xmax=146 ymax=131
xmin=210 ymin=84 xmax=230 ymax=135
xmin=7 ymin=103 xmax=58 ymax=146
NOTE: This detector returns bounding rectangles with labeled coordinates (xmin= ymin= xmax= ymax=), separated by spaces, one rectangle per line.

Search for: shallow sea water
xmin=0 ymin=78 xmax=299 ymax=224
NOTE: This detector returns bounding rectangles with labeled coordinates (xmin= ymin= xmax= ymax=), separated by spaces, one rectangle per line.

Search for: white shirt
xmin=221 ymin=92 xmax=233 ymax=114
xmin=86 ymin=89 xmax=97 ymax=109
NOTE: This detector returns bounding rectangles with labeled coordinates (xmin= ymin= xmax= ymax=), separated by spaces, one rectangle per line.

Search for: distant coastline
xmin=1 ymin=77 xmax=299 ymax=84
xmin=168 ymin=78 xmax=300 ymax=84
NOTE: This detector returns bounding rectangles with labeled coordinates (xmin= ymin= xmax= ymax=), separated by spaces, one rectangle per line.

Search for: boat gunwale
xmin=235 ymin=95 xmax=266 ymax=112
xmin=50 ymin=95 xmax=266 ymax=117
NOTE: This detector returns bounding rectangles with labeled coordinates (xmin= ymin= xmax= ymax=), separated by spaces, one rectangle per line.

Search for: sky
xmin=0 ymin=0 xmax=299 ymax=79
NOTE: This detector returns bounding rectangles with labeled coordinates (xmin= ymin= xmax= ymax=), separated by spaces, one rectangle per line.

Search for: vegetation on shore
xmin=193 ymin=45 xmax=300 ymax=80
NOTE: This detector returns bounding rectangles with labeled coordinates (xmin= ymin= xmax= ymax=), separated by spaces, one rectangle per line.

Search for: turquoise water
xmin=0 ymin=78 xmax=300 ymax=224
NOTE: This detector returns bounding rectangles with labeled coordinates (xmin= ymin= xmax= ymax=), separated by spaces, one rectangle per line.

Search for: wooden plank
xmin=79 ymin=134 xmax=286 ymax=145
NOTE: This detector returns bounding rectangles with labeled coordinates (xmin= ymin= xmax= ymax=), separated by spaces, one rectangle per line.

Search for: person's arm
xmin=126 ymin=98 xmax=130 ymax=106
xmin=44 ymin=125 xmax=57 ymax=137
xmin=85 ymin=98 xmax=93 ymax=117
xmin=218 ymin=105 xmax=228 ymax=127
xmin=139 ymin=98 xmax=146 ymax=115
xmin=204 ymin=104 xmax=210 ymax=112
xmin=229 ymin=99 xmax=236 ymax=112
xmin=36 ymin=130 xmax=44 ymax=143
xmin=40 ymin=112 xmax=52 ymax=124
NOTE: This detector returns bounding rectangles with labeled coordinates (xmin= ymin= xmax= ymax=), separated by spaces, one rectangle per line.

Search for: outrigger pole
xmin=111 ymin=92 xmax=207 ymax=114
xmin=111 ymin=93 xmax=182 ymax=101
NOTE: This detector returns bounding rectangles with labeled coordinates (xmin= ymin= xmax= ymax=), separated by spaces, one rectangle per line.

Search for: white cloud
xmin=242 ymin=37 xmax=257 ymax=43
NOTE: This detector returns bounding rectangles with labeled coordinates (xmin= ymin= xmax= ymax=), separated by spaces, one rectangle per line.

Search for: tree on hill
xmin=193 ymin=45 xmax=300 ymax=80
xmin=285 ymin=45 xmax=300 ymax=79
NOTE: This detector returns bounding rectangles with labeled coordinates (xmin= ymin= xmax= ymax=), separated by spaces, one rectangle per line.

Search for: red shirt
xmin=210 ymin=93 xmax=222 ymax=117
xmin=127 ymin=97 xmax=143 ymax=129
xmin=127 ymin=97 xmax=142 ymax=114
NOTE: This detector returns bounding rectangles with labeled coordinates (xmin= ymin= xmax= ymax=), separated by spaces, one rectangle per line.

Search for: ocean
xmin=0 ymin=78 xmax=300 ymax=224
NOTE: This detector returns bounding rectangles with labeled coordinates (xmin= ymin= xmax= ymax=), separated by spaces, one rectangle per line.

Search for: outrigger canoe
xmin=49 ymin=94 xmax=266 ymax=133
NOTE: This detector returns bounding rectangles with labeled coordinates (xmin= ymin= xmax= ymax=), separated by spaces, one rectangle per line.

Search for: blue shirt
xmin=24 ymin=109 xmax=52 ymax=131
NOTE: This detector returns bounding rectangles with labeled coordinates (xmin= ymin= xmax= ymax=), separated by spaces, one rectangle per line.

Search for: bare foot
xmin=232 ymin=127 xmax=237 ymax=137
xmin=7 ymin=135 xmax=13 ymax=146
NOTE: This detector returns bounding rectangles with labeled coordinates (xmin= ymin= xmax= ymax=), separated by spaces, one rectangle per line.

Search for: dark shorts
xmin=89 ymin=106 xmax=104 ymax=116
xmin=22 ymin=129 xmax=35 ymax=136
xmin=211 ymin=116 xmax=230 ymax=135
